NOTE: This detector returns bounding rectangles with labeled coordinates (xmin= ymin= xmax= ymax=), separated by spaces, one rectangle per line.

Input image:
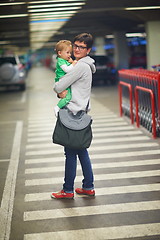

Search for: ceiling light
xmin=28 ymin=7 xmax=81 ymax=13
xmin=30 ymin=14 xmax=75 ymax=21
xmin=30 ymin=18 xmax=69 ymax=23
xmin=125 ymin=6 xmax=160 ymax=10
xmin=30 ymin=11 xmax=76 ymax=16
xmin=126 ymin=33 xmax=146 ymax=37
xmin=0 ymin=2 xmax=26 ymax=6
xmin=28 ymin=0 xmax=86 ymax=50
xmin=105 ymin=35 xmax=114 ymax=39
xmin=28 ymin=3 xmax=85 ymax=9
xmin=0 ymin=14 xmax=28 ymax=19
xmin=29 ymin=0 xmax=86 ymax=3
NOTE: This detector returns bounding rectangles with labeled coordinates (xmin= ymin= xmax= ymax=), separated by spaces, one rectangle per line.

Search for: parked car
xmin=0 ymin=55 xmax=26 ymax=91
xmin=91 ymin=55 xmax=117 ymax=86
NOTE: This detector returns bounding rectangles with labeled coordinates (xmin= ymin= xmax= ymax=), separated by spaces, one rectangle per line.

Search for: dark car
xmin=91 ymin=55 xmax=117 ymax=86
xmin=0 ymin=56 xmax=26 ymax=91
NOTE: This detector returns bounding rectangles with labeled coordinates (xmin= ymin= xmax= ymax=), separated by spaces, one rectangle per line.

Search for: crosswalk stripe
xmin=25 ymin=159 xmax=160 ymax=174
xmin=25 ymin=140 xmax=155 ymax=151
xmin=23 ymin=223 xmax=160 ymax=240
xmin=25 ymin=155 xmax=159 ymax=164
xmin=28 ymin=122 xmax=135 ymax=137
xmin=24 ymin=183 xmax=160 ymax=202
xmin=25 ymin=157 xmax=64 ymax=164
xmin=92 ymin=135 xmax=149 ymax=142
xmin=24 ymin=200 xmax=160 ymax=221
xmin=27 ymin=133 xmax=145 ymax=143
xmin=28 ymin=117 xmax=124 ymax=128
xmin=93 ymin=130 xmax=143 ymax=137
xmin=25 ymin=149 xmax=160 ymax=161
xmin=25 ymin=170 xmax=160 ymax=186
xmin=25 ymin=142 xmax=158 ymax=156
xmin=91 ymin=114 xmax=117 ymax=118
xmin=27 ymin=130 xmax=143 ymax=138
xmin=0 ymin=159 xmax=10 ymax=162
xmin=27 ymin=113 xmax=117 ymax=122
xmin=27 ymin=125 xmax=135 ymax=133
xmin=26 ymin=136 xmax=150 ymax=149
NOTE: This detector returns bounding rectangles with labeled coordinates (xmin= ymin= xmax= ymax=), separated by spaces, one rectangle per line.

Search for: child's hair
xmin=55 ymin=40 xmax=72 ymax=55
xmin=73 ymin=33 xmax=93 ymax=49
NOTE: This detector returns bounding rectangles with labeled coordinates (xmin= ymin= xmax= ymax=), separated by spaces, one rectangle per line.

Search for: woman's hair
xmin=55 ymin=40 xmax=72 ymax=55
xmin=73 ymin=33 xmax=93 ymax=49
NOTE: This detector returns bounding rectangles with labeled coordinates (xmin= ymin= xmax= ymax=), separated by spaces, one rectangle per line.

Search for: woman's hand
xmin=58 ymin=90 xmax=68 ymax=98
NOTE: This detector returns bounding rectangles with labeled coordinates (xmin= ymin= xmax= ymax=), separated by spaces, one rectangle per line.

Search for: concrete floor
xmin=0 ymin=66 xmax=160 ymax=240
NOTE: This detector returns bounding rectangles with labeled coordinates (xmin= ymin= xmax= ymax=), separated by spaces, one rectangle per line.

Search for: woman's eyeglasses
xmin=73 ymin=44 xmax=87 ymax=51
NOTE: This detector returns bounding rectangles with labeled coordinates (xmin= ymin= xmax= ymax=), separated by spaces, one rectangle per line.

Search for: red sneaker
xmin=51 ymin=190 xmax=74 ymax=199
xmin=75 ymin=188 xmax=95 ymax=196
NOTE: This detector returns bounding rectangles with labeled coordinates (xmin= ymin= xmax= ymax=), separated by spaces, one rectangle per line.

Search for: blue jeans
xmin=63 ymin=147 xmax=94 ymax=193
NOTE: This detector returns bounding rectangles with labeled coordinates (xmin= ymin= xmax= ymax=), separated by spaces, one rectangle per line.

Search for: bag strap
xmin=85 ymin=101 xmax=89 ymax=112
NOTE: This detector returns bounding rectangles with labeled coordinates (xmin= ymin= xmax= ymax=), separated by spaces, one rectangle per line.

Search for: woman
xmin=51 ymin=33 xmax=96 ymax=199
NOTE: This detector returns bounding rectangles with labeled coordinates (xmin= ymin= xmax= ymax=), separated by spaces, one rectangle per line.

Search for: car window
xmin=0 ymin=57 xmax=17 ymax=66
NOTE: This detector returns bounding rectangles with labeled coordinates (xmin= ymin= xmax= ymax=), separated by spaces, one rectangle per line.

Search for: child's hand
xmin=72 ymin=60 xmax=77 ymax=66
xmin=68 ymin=57 xmax=73 ymax=63
xmin=58 ymin=90 xmax=67 ymax=98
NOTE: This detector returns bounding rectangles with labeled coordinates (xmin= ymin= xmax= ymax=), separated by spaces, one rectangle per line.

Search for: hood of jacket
xmin=79 ymin=56 xmax=96 ymax=74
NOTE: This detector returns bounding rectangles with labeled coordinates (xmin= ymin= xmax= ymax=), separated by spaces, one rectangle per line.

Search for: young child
xmin=54 ymin=40 xmax=77 ymax=117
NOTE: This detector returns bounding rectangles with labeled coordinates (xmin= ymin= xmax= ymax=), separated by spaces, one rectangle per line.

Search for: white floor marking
xmin=25 ymin=170 xmax=160 ymax=186
xmin=25 ymin=149 xmax=160 ymax=162
xmin=25 ymin=142 xmax=158 ymax=156
xmin=28 ymin=117 xmax=124 ymax=128
xmin=24 ymin=155 xmax=158 ymax=165
xmin=27 ymin=113 xmax=116 ymax=122
xmin=28 ymin=122 xmax=135 ymax=138
xmin=23 ymin=223 xmax=160 ymax=240
xmin=24 ymin=183 xmax=160 ymax=202
xmin=93 ymin=130 xmax=143 ymax=137
xmin=20 ymin=91 xmax=26 ymax=103
xmin=25 ymin=157 xmax=64 ymax=164
xmin=26 ymin=135 xmax=149 ymax=149
xmin=25 ymin=158 xmax=160 ymax=174
xmin=27 ymin=130 xmax=143 ymax=138
xmin=24 ymin=200 xmax=160 ymax=221
xmin=27 ymin=133 xmax=145 ymax=143
xmin=27 ymin=115 xmax=119 ymax=128
xmin=0 ymin=121 xmax=23 ymax=240
xmin=0 ymin=159 xmax=10 ymax=163
xmin=92 ymin=135 xmax=149 ymax=143
xmin=24 ymin=149 xmax=160 ymax=162
xmin=27 ymin=125 xmax=135 ymax=133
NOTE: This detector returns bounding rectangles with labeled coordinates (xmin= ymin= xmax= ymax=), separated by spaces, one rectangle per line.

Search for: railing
xmin=118 ymin=69 xmax=160 ymax=138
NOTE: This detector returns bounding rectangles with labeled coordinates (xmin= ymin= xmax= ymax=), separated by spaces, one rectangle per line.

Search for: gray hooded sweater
xmin=54 ymin=56 xmax=96 ymax=114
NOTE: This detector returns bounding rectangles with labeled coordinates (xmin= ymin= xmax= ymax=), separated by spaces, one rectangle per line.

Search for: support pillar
xmin=94 ymin=37 xmax=106 ymax=55
xmin=146 ymin=21 xmax=160 ymax=70
xmin=113 ymin=31 xmax=129 ymax=70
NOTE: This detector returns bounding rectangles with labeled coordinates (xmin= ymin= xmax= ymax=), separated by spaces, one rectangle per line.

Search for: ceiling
xmin=0 ymin=0 xmax=160 ymax=54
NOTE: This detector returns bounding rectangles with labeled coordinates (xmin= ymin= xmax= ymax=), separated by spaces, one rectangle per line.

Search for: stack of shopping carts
xmin=118 ymin=69 xmax=160 ymax=138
